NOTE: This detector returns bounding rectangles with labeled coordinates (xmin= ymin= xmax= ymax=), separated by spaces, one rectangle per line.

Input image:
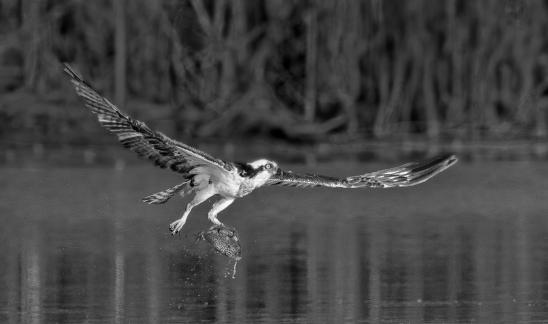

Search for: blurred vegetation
xmin=1 ymin=0 xmax=548 ymax=148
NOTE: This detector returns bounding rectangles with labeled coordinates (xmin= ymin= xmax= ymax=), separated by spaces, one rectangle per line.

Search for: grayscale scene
xmin=1 ymin=0 xmax=547 ymax=323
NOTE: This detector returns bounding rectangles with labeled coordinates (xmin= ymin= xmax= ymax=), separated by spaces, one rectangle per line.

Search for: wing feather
xmin=267 ymin=154 xmax=457 ymax=189
xmin=64 ymin=64 xmax=229 ymax=175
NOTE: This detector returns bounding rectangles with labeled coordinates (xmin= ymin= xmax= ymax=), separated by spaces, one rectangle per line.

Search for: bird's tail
xmin=142 ymin=181 xmax=189 ymax=204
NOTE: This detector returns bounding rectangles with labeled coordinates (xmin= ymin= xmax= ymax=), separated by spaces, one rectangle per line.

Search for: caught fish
xmin=196 ymin=224 xmax=242 ymax=278
xmin=197 ymin=224 xmax=242 ymax=260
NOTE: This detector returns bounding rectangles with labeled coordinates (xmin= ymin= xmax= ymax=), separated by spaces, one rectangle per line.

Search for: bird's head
xmin=240 ymin=159 xmax=279 ymax=184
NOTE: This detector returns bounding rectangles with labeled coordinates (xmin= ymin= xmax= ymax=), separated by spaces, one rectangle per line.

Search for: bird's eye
xmin=265 ymin=163 xmax=272 ymax=169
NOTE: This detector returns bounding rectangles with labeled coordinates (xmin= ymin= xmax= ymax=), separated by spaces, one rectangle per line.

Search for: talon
xmin=208 ymin=222 xmax=226 ymax=231
xmin=169 ymin=219 xmax=185 ymax=235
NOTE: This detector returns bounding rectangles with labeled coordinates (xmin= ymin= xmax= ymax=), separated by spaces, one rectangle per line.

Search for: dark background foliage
xmin=1 ymin=0 xmax=547 ymax=150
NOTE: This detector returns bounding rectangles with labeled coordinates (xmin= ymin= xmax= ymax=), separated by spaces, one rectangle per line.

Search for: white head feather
xmin=248 ymin=159 xmax=279 ymax=186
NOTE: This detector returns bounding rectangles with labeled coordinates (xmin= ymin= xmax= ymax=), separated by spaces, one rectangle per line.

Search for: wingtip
xmin=407 ymin=153 xmax=457 ymax=176
xmin=446 ymin=154 xmax=458 ymax=167
xmin=62 ymin=62 xmax=84 ymax=82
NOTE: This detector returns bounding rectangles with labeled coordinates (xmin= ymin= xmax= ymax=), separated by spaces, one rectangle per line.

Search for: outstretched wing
xmin=64 ymin=64 xmax=230 ymax=175
xmin=266 ymin=154 xmax=457 ymax=189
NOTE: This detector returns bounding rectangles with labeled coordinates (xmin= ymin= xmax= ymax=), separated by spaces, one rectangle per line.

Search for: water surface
xmin=1 ymin=161 xmax=547 ymax=323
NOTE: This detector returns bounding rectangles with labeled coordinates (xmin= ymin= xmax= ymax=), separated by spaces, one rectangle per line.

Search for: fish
xmin=196 ymin=224 xmax=242 ymax=278
xmin=196 ymin=224 xmax=242 ymax=261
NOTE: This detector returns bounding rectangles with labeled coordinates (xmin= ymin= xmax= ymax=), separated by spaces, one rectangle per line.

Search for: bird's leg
xmin=170 ymin=189 xmax=214 ymax=234
xmin=208 ymin=197 xmax=235 ymax=226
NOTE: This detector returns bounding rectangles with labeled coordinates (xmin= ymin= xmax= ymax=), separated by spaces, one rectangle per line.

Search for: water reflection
xmin=1 ymin=165 xmax=548 ymax=323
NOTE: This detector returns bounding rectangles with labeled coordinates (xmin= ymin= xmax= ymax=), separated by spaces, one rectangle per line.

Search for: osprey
xmin=64 ymin=64 xmax=457 ymax=235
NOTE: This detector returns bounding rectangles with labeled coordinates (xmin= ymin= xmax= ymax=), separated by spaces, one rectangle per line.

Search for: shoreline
xmin=2 ymin=139 xmax=546 ymax=168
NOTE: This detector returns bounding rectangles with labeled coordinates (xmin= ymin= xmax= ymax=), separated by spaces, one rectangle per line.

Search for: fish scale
xmin=197 ymin=225 xmax=242 ymax=261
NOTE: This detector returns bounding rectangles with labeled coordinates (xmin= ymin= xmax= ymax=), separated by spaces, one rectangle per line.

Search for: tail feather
xmin=142 ymin=181 xmax=189 ymax=204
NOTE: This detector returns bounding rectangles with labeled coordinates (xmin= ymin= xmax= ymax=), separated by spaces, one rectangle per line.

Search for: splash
xmin=224 ymin=258 xmax=239 ymax=279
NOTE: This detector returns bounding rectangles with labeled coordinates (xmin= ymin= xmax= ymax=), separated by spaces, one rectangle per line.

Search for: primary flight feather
xmin=64 ymin=64 xmax=457 ymax=234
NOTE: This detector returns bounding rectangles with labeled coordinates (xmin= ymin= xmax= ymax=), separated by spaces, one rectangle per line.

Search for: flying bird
xmin=64 ymin=64 xmax=457 ymax=234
